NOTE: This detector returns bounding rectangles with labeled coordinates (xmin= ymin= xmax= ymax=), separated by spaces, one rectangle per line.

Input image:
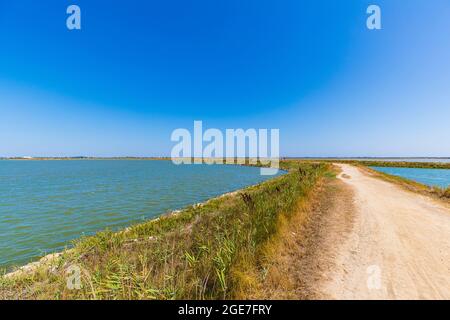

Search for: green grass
xmin=0 ymin=161 xmax=329 ymax=300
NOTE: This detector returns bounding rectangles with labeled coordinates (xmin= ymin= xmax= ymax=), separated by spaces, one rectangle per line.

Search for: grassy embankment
xmin=0 ymin=161 xmax=330 ymax=299
xmin=330 ymin=160 xmax=450 ymax=200
xmin=333 ymin=160 xmax=450 ymax=169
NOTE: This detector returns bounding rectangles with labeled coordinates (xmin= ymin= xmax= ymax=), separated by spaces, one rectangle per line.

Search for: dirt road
xmin=322 ymin=164 xmax=450 ymax=300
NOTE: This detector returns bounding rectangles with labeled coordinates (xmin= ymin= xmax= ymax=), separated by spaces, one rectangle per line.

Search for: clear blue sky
xmin=1 ymin=0 xmax=449 ymax=157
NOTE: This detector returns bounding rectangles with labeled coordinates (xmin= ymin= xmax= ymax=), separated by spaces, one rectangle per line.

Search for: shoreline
xmin=2 ymin=174 xmax=280 ymax=279
xmin=1 ymin=161 xmax=325 ymax=299
xmin=1 ymin=159 xmax=285 ymax=275
xmin=3 ymin=192 xmax=235 ymax=278
xmin=0 ymin=157 xmax=171 ymax=161
xmin=364 ymin=166 xmax=450 ymax=201
xmin=2 ymin=156 xmax=450 ymax=164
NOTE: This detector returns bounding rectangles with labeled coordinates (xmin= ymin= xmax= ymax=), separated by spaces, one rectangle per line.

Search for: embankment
xmin=0 ymin=161 xmax=329 ymax=300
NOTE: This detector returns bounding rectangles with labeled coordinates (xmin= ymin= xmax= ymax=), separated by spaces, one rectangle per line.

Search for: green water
xmin=0 ymin=160 xmax=281 ymax=269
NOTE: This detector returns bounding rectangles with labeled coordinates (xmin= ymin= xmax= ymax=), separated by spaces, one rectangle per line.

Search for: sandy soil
xmin=255 ymin=175 xmax=356 ymax=300
xmin=322 ymin=164 xmax=450 ymax=300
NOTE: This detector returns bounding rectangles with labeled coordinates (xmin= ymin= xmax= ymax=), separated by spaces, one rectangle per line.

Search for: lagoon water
xmin=0 ymin=160 xmax=281 ymax=269
xmin=371 ymin=166 xmax=450 ymax=188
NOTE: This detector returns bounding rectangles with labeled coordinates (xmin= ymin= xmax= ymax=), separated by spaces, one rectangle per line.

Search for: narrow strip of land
xmin=321 ymin=164 xmax=450 ymax=299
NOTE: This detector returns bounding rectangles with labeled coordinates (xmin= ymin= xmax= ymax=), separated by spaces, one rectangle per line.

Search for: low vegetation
xmin=326 ymin=160 xmax=450 ymax=170
xmin=0 ymin=161 xmax=329 ymax=300
xmin=433 ymin=186 xmax=450 ymax=199
xmin=358 ymin=165 xmax=450 ymax=200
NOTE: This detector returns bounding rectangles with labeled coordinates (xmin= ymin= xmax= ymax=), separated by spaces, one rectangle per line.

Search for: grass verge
xmin=299 ymin=159 xmax=450 ymax=170
xmin=350 ymin=163 xmax=450 ymax=201
xmin=0 ymin=161 xmax=329 ymax=300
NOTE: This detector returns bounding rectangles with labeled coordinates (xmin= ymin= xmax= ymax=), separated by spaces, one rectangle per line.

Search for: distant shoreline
xmin=0 ymin=157 xmax=171 ymax=161
xmin=2 ymin=156 xmax=450 ymax=161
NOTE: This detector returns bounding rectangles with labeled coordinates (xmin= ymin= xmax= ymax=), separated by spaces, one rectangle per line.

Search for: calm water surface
xmin=371 ymin=166 xmax=450 ymax=188
xmin=0 ymin=160 xmax=282 ymax=269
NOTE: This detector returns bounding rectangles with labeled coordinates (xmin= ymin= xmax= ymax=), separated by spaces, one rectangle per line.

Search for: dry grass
xmin=243 ymin=167 xmax=356 ymax=300
xmin=444 ymin=187 xmax=450 ymax=199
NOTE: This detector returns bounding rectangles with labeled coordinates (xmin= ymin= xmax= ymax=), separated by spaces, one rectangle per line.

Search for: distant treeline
xmin=336 ymin=160 xmax=450 ymax=170
xmin=1 ymin=157 xmax=172 ymax=160
xmin=288 ymin=158 xmax=450 ymax=170
xmin=2 ymin=156 xmax=449 ymax=170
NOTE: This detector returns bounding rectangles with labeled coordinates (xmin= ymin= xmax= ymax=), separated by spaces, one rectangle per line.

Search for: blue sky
xmin=1 ymin=0 xmax=449 ymax=157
